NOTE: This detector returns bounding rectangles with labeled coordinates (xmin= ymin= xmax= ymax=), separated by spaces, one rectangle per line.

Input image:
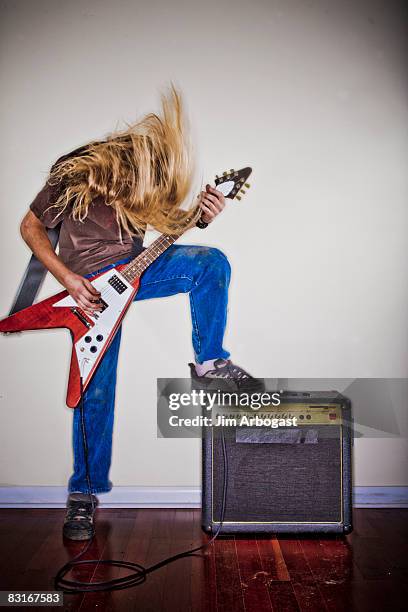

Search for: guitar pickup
xmin=108 ymin=274 xmax=128 ymax=294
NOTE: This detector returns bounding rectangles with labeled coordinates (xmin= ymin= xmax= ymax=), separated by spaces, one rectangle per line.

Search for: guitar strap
xmin=8 ymin=225 xmax=61 ymax=315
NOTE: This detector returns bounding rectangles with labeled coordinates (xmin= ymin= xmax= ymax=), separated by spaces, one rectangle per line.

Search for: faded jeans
xmin=68 ymin=244 xmax=231 ymax=494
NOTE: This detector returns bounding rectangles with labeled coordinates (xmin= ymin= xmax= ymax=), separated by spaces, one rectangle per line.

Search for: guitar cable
xmin=54 ymin=377 xmax=229 ymax=593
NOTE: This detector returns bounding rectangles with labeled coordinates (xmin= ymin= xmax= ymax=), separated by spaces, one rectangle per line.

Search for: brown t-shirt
xmin=29 ymin=145 xmax=145 ymax=276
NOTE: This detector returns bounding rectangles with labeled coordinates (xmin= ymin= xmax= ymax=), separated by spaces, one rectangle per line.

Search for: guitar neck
xmin=120 ymin=232 xmax=180 ymax=284
xmin=120 ymin=165 xmax=253 ymax=285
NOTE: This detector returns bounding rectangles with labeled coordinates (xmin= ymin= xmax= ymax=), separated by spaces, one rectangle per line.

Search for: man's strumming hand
xmin=20 ymin=210 xmax=101 ymax=314
xmin=198 ymin=184 xmax=226 ymax=224
xmin=63 ymin=271 xmax=102 ymax=315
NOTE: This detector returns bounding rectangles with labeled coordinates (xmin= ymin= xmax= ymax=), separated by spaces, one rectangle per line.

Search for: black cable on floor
xmin=54 ymin=378 xmax=228 ymax=593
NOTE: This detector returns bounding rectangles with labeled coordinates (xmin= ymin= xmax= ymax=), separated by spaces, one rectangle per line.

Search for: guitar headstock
xmin=214 ymin=167 xmax=252 ymax=201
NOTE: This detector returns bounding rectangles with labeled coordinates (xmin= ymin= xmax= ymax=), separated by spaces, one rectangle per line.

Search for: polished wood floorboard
xmin=0 ymin=508 xmax=407 ymax=611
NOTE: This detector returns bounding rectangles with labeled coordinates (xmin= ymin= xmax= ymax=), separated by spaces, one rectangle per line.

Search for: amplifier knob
xmin=96 ymin=334 xmax=104 ymax=342
xmin=85 ymin=336 xmax=92 ymax=343
xmin=90 ymin=346 xmax=98 ymax=353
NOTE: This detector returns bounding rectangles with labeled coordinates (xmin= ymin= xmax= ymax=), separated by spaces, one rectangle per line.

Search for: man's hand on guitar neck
xmin=198 ymin=184 xmax=226 ymax=224
xmin=20 ymin=210 xmax=102 ymax=315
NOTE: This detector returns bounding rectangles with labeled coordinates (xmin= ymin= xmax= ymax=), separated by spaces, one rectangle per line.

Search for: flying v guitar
xmin=0 ymin=167 xmax=252 ymax=407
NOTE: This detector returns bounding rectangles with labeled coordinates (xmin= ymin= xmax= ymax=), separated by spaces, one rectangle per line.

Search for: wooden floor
xmin=0 ymin=508 xmax=407 ymax=612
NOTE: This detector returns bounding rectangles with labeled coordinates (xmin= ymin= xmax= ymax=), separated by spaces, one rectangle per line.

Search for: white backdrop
xmin=0 ymin=0 xmax=407 ymax=493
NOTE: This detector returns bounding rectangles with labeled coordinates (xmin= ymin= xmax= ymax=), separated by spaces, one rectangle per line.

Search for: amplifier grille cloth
xmin=212 ymin=425 xmax=342 ymax=523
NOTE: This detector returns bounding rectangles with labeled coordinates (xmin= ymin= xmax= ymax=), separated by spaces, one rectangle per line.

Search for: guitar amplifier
xmin=202 ymin=391 xmax=353 ymax=534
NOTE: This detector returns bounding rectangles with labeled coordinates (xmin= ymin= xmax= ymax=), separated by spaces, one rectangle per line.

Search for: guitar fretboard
xmin=119 ymin=166 xmax=252 ymax=285
xmin=121 ymin=233 xmax=180 ymax=284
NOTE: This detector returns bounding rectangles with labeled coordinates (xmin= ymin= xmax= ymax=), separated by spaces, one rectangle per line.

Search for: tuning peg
xmin=245 ymin=182 xmax=250 ymax=188
xmin=230 ymin=168 xmax=234 ymax=173
xmin=240 ymin=189 xmax=246 ymax=194
xmin=236 ymin=195 xmax=242 ymax=201
xmin=223 ymin=171 xmax=228 ymax=176
xmin=215 ymin=175 xmax=219 ymax=179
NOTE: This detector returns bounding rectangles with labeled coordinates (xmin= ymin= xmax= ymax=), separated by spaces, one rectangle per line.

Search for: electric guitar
xmin=0 ymin=168 xmax=252 ymax=407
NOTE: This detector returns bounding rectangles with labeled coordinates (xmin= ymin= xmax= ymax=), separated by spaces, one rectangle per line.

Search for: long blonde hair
xmin=46 ymin=86 xmax=200 ymax=237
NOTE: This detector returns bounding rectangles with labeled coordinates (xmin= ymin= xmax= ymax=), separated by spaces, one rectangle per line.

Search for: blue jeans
xmin=68 ymin=244 xmax=231 ymax=494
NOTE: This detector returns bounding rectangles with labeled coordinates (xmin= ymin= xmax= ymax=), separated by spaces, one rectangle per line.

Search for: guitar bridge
xmin=71 ymin=307 xmax=92 ymax=328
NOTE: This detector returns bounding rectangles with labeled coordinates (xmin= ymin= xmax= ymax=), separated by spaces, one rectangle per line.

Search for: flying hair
xmin=46 ymin=85 xmax=201 ymax=239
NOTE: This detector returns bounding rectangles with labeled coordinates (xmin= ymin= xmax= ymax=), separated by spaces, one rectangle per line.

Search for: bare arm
xmin=20 ymin=210 xmax=102 ymax=314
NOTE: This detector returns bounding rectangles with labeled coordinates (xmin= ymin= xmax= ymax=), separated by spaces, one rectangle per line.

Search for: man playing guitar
xmin=18 ymin=88 xmax=263 ymax=540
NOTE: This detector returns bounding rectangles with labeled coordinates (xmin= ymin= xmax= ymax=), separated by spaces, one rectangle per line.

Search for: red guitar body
xmin=0 ymin=264 xmax=139 ymax=407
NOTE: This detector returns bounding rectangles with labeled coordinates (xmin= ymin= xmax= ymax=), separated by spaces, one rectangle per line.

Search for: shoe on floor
xmin=189 ymin=358 xmax=265 ymax=392
xmin=63 ymin=492 xmax=98 ymax=541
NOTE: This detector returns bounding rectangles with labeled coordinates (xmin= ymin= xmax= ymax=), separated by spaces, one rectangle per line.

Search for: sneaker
xmin=63 ymin=493 xmax=98 ymax=541
xmin=189 ymin=359 xmax=265 ymax=392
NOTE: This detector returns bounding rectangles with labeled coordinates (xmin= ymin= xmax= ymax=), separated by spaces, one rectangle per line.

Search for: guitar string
xmin=99 ymin=236 xmax=174 ymax=299
xmin=79 ymin=235 xmax=178 ymax=317
xmin=85 ymin=205 xmax=205 ymax=307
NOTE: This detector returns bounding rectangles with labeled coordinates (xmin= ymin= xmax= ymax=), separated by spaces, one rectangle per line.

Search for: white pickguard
xmin=53 ymin=269 xmax=135 ymax=381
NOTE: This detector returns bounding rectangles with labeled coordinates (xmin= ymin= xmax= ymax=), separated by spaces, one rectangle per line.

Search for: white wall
xmin=0 ymin=0 xmax=407 ymax=491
